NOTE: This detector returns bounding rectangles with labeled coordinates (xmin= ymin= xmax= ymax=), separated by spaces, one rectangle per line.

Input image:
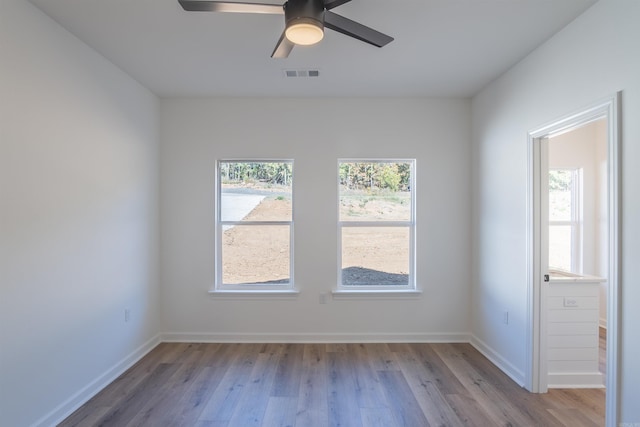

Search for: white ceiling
xmin=28 ymin=0 xmax=597 ymax=98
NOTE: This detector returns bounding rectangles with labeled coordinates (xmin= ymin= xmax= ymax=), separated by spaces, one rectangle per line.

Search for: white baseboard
xmin=34 ymin=334 xmax=161 ymax=427
xmin=548 ymin=372 xmax=605 ymax=389
xmin=162 ymin=331 xmax=471 ymax=343
xmin=469 ymin=334 xmax=526 ymax=387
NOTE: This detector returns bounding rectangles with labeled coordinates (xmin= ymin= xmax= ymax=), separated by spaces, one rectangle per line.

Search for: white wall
xmin=471 ymin=0 xmax=640 ymax=422
xmin=0 ymin=1 xmax=160 ymax=426
xmin=160 ymin=98 xmax=471 ymax=341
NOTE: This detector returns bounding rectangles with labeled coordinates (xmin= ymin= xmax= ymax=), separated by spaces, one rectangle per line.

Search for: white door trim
xmin=526 ymin=93 xmax=620 ymax=426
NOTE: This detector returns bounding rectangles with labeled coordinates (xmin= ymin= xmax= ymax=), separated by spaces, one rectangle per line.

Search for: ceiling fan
xmin=178 ymin=0 xmax=394 ymax=58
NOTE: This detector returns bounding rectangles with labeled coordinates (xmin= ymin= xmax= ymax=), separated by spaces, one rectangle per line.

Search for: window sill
xmin=208 ymin=289 xmax=300 ymax=299
xmin=331 ymin=289 xmax=422 ymax=300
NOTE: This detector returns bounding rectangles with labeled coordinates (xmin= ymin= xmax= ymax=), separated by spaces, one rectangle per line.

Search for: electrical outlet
xmin=503 ymin=311 xmax=509 ymax=325
xmin=124 ymin=309 xmax=131 ymax=322
xmin=319 ymin=293 xmax=328 ymax=304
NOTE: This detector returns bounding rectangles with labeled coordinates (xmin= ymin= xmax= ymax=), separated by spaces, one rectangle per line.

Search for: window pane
xmin=339 ymin=162 xmax=412 ymax=221
xmin=220 ymin=161 xmax=292 ymax=222
xmin=341 ymin=227 xmax=409 ymax=286
xmin=222 ymin=225 xmax=290 ymax=285
xmin=549 ymin=225 xmax=572 ymax=271
xmin=549 ymin=170 xmax=572 ymax=221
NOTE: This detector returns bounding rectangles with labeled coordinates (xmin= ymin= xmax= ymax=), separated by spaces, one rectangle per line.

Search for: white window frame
xmin=549 ymin=168 xmax=583 ymax=273
xmin=214 ymin=159 xmax=295 ymax=293
xmin=337 ymin=159 xmax=416 ymax=292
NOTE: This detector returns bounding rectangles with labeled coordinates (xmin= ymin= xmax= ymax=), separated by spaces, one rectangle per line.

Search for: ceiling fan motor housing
xmin=284 ymin=0 xmax=325 ymax=33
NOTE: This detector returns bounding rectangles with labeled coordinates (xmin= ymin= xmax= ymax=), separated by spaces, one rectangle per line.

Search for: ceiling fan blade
xmin=323 ymin=0 xmax=352 ymax=10
xmin=271 ymin=31 xmax=295 ymax=58
xmin=324 ymin=11 xmax=393 ymax=47
xmin=178 ymin=0 xmax=284 ymax=14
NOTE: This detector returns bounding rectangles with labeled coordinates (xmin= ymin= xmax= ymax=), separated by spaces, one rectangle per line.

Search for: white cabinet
xmin=547 ymin=272 xmax=604 ymax=388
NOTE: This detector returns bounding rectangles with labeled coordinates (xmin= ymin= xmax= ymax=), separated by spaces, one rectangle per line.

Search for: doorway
xmin=526 ymin=94 xmax=620 ymax=426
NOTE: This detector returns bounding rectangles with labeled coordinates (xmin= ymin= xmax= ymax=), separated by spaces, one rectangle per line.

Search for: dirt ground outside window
xmin=222 ymin=196 xmax=410 ymax=285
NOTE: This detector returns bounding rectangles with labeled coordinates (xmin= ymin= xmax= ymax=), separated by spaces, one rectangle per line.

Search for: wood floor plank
xmin=196 ymin=344 xmax=262 ymax=423
xmin=359 ymin=406 xmax=399 ymax=427
xmin=443 ymin=393 xmax=497 ymax=427
xmin=409 ymin=343 xmax=469 ymax=396
xmin=63 ymin=406 xmax=111 ymax=427
xmin=392 ymin=349 xmax=466 ymax=427
xmin=193 ymin=421 xmax=227 ymax=427
xmin=125 ymin=351 xmax=208 ymax=426
xmin=202 ymin=343 xmax=238 ymax=368
xmin=295 ymin=344 xmax=329 ymax=427
xmin=576 ymin=387 xmax=606 ymax=415
xmin=159 ymin=342 xmax=191 ymax=363
xmin=432 ymin=343 xmax=547 ymax=426
xmin=59 ymin=342 xmax=606 ymax=427
xmin=540 ymin=388 xmax=606 ymax=425
xmin=169 ymin=344 xmax=242 ymax=426
xmin=451 ymin=343 xmax=565 ymax=427
xmin=270 ymin=343 xmax=303 ymax=398
xmin=327 ymin=351 xmax=363 ymax=427
xmin=90 ymin=363 xmax=181 ymax=426
xmin=348 ymin=343 xmax=390 ymax=410
xmin=262 ymin=396 xmax=298 ymax=427
xmin=59 ymin=344 xmax=173 ymax=426
xmin=326 ymin=343 xmax=348 ymax=353
xmin=226 ymin=346 xmax=283 ymax=427
xmin=377 ymin=370 xmax=430 ymax=427
xmin=363 ymin=343 xmax=398 ymax=372
xmin=386 ymin=342 xmax=413 ymax=353
xmin=169 ymin=366 xmax=223 ymax=426
xmin=599 ymin=327 xmax=606 ymax=379
xmin=547 ymin=408 xmax=601 ymax=427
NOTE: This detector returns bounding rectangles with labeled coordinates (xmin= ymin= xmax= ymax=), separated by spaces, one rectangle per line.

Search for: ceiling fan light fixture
xmin=285 ymin=20 xmax=324 ymax=45
xmin=179 ymin=0 xmax=394 ymax=59
xmin=283 ymin=0 xmax=325 ymax=46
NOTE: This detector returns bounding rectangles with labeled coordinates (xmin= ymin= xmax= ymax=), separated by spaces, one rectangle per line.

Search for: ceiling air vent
xmin=283 ymin=69 xmax=320 ymax=78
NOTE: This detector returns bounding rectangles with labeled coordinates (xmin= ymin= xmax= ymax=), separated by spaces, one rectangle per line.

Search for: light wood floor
xmin=60 ymin=342 xmax=605 ymax=427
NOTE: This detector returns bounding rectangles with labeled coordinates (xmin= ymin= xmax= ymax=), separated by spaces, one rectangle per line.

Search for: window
xmin=338 ymin=160 xmax=415 ymax=290
xmin=548 ymin=168 xmax=582 ymax=273
xmin=216 ymin=160 xmax=293 ymax=291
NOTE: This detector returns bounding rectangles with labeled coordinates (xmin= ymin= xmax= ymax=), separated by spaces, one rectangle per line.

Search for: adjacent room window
xmin=216 ymin=160 xmax=293 ymax=291
xmin=338 ymin=160 xmax=416 ymax=290
xmin=548 ymin=168 xmax=582 ymax=273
